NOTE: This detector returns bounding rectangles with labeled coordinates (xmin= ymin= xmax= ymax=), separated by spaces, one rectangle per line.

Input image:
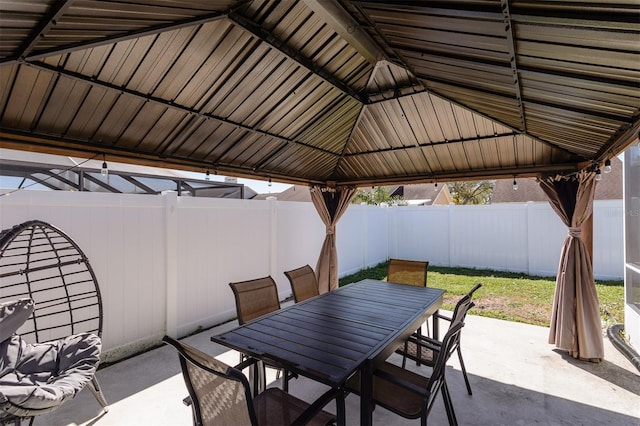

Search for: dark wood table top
xmin=211 ymin=279 xmax=444 ymax=388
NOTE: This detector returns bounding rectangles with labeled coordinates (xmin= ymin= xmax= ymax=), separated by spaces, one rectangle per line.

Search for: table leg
xmin=433 ymin=309 xmax=440 ymax=340
xmin=360 ymin=362 xmax=373 ymax=426
xmin=248 ymin=360 xmax=265 ymax=397
xmin=336 ymin=387 xmax=346 ymax=426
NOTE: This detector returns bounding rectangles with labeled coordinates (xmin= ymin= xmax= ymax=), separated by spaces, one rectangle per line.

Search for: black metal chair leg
xmin=441 ymin=381 xmax=458 ymax=426
xmin=456 ymin=345 xmax=472 ymax=395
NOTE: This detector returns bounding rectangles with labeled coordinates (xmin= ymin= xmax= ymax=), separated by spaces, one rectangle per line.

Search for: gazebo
xmin=1 ymin=1 xmax=638 ymax=362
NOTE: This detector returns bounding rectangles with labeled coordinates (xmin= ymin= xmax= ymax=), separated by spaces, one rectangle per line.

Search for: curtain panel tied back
xmin=310 ymin=185 xmax=356 ymax=294
xmin=539 ymin=170 xmax=604 ymax=362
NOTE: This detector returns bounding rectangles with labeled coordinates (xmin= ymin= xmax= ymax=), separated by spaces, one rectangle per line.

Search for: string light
xmin=434 ymin=181 xmax=438 ymax=191
xmin=595 ymin=167 xmax=602 ymax=181
xmin=268 ymin=177 xmax=272 ymax=188
xmin=512 ymin=178 xmax=518 ymax=191
xmin=603 ymin=158 xmax=611 ymax=173
xmin=205 ymin=169 xmax=210 ymax=180
xmin=101 ymin=155 xmax=108 ymax=176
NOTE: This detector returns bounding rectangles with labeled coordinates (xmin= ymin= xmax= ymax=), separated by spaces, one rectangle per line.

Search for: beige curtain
xmin=539 ymin=170 xmax=604 ymax=361
xmin=310 ymin=185 xmax=356 ymax=293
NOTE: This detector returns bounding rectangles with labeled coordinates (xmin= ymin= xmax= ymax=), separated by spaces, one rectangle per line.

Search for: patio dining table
xmin=211 ymin=278 xmax=444 ymax=426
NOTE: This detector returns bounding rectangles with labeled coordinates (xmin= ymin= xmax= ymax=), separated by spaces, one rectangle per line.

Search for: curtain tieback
xmin=325 ymin=226 xmax=334 ymax=235
xmin=568 ymin=227 xmax=581 ymax=237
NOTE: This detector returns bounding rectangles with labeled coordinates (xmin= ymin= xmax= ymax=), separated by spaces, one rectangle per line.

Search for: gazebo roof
xmin=1 ymin=1 xmax=638 ymax=187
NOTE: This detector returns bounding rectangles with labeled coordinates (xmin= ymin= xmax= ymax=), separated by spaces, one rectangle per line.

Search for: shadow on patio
xmin=39 ymin=314 xmax=639 ymax=426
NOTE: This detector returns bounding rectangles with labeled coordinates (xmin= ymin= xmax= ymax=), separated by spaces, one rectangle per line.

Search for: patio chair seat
xmin=253 ymin=387 xmax=335 ymax=426
xmin=0 ymin=299 xmax=101 ymax=420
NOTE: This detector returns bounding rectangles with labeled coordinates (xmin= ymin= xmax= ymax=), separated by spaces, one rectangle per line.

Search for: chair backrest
xmin=229 ymin=276 xmax=280 ymax=325
xmin=387 ymin=259 xmax=429 ymax=287
xmin=162 ymin=336 xmax=256 ymax=426
xmin=284 ymin=265 xmax=319 ymax=302
xmin=0 ymin=220 xmax=103 ymax=343
xmin=450 ymin=294 xmax=475 ymax=326
xmin=466 ymin=283 xmax=483 ymax=299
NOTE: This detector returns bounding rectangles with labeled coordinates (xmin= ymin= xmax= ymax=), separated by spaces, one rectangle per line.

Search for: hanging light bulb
xmin=603 ymin=158 xmax=611 ymax=173
xmin=205 ymin=169 xmax=210 ymax=180
xmin=595 ymin=167 xmax=602 ymax=181
xmin=512 ymin=178 xmax=518 ymax=191
xmin=268 ymin=177 xmax=272 ymax=188
xmin=434 ymin=181 xmax=438 ymax=191
xmin=101 ymin=155 xmax=108 ymax=176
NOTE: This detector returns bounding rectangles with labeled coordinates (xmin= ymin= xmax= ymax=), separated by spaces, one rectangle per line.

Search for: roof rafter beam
xmin=24 ymin=60 xmax=339 ymax=159
xmin=337 ymin=163 xmax=579 ymax=187
xmin=227 ymin=11 xmax=368 ymax=104
xmin=595 ymin=116 xmax=640 ymax=161
xmin=343 ymin=132 xmax=518 ymax=157
xmin=0 ymin=130 xmax=324 ymax=186
xmin=1 ymin=9 xmax=232 ymax=66
xmin=302 ymin=0 xmax=385 ymax=65
xmin=14 ymin=0 xmax=75 ymax=61
xmin=501 ymin=0 xmax=526 ymax=132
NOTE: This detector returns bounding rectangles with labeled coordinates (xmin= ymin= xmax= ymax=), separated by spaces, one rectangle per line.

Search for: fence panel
xmin=449 ymin=204 xmax=529 ymax=273
xmin=0 ymin=191 xmax=166 ymax=361
xmin=0 ymin=191 xmax=623 ymax=362
xmin=592 ymin=200 xmax=625 ymax=280
xmin=275 ymin=200 xmax=325 ymax=291
xmin=387 ymin=205 xmax=451 ymax=266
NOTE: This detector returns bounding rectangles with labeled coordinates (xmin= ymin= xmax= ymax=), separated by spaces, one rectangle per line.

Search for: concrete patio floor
xmin=39 ymin=313 xmax=640 ymax=426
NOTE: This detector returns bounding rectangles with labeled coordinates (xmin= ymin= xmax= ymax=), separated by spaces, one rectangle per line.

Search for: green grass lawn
xmin=339 ymin=262 xmax=624 ymax=328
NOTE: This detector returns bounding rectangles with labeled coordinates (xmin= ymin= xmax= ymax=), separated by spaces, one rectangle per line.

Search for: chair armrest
xmin=234 ymin=356 xmax=260 ymax=371
xmin=434 ymin=312 xmax=452 ymax=322
xmin=407 ymin=334 xmax=441 ymax=351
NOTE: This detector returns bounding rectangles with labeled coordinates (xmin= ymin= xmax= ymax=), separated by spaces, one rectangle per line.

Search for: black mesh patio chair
xmin=229 ymin=276 xmax=294 ymax=391
xmin=163 ymin=335 xmax=337 ymax=426
xmin=399 ymin=283 xmax=482 ymax=395
xmin=284 ymin=265 xmax=320 ymax=303
xmin=0 ymin=220 xmax=108 ymax=425
xmin=346 ymin=321 xmax=466 ymax=426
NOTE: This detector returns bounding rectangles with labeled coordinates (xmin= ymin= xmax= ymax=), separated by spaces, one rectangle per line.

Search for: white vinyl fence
xmin=0 ymin=190 xmax=623 ymax=361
